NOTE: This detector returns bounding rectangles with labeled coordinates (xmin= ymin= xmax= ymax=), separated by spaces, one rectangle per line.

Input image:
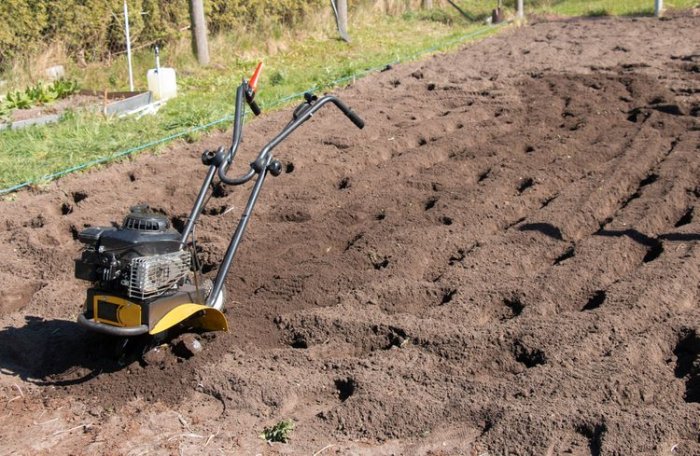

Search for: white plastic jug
xmin=147 ymin=68 xmax=177 ymax=101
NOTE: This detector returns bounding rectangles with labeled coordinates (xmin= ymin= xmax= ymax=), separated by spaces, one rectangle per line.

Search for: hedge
xmin=0 ymin=0 xmax=326 ymax=69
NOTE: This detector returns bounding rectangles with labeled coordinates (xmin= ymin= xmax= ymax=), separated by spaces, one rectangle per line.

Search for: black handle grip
xmin=344 ymin=107 xmax=365 ymax=130
xmin=330 ymin=97 xmax=364 ymax=129
xmin=248 ymin=99 xmax=261 ymax=116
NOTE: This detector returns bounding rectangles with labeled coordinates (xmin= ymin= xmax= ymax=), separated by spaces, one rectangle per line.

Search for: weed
xmin=270 ymin=70 xmax=286 ymax=86
xmin=0 ymin=78 xmax=79 ymax=113
xmin=4 ymin=90 xmax=32 ymax=109
xmin=586 ymin=8 xmax=611 ymax=16
xmin=260 ymin=419 xmax=295 ymax=443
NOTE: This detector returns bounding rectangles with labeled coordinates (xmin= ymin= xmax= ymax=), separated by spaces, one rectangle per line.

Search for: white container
xmin=147 ymin=68 xmax=177 ymax=101
xmin=45 ymin=65 xmax=65 ymax=81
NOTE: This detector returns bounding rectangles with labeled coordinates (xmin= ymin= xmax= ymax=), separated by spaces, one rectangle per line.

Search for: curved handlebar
xmin=217 ymin=84 xmax=248 ymax=185
xmin=217 ymin=86 xmax=364 ymax=186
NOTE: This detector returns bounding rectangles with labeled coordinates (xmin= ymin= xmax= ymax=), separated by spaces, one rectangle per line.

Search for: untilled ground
xmin=0 ymin=13 xmax=699 ymax=456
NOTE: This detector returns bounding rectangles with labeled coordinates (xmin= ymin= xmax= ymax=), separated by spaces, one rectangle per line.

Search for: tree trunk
xmin=189 ymin=0 xmax=210 ymax=66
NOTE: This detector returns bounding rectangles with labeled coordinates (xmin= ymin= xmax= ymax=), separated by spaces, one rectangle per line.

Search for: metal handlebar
xmin=217 ymin=83 xmax=364 ymax=186
xmin=181 ymin=77 xmax=365 ymax=306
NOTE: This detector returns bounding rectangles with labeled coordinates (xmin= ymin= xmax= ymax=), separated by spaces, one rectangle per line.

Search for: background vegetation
xmin=2 ymin=0 xmax=698 ymax=73
xmin=0 ymin=0 xmax=328 ymax=70
xmin=0 ymin=0 xmax=698 ymax=192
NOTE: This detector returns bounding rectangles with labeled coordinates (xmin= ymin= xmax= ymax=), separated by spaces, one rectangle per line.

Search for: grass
xmin=1 ymin=0 xmax=698 ymax=192
xmin=528 ymin=0 xmax=699 ymax=16
xmin=449 ymin=0 xmax=699 ymax=17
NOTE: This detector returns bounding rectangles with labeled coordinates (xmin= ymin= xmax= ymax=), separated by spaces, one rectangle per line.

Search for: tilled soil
xmin=1 ymin=14 xmax=699 ymax=456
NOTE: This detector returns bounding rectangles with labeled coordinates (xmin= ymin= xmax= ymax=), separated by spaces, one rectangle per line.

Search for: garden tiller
xmin=74 ymin=63 xmax=364 ymax=337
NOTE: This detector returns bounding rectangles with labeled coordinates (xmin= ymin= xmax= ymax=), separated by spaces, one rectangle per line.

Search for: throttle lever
xmin=292 ymin=93 xmax=317 ymax=120
xmin=304 ymin=92 xmax=318 ymax=103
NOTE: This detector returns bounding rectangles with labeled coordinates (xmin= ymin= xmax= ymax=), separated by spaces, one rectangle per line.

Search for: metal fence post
xmin=123 ymin=0 xmax=134 ymax=92
xmin=655 ymin=0 xmax=663 ymax=17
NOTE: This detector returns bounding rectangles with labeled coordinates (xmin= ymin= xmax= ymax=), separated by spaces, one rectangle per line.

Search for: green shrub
xmin=0 ymin=0 xmax=326 ymax=69
xmin=208 ymin=0 xmax=325 ymax=33
xmin=0 ymin=0 xmax=48 ymax=68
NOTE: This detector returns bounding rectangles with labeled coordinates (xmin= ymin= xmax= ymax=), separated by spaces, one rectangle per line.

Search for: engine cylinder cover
xmin=74 ymin=205 xmax=189 ymax=299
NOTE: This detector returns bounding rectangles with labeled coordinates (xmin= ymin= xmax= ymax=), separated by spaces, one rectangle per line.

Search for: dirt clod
xmin=142 ymin=345 xmax=168 ymax=366
xmin=172 ymin=334 xmax=203 ymax=359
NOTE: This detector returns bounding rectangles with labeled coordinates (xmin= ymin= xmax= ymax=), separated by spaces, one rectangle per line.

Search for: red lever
xmin=249 ymin=61 xmax=263 ymax=93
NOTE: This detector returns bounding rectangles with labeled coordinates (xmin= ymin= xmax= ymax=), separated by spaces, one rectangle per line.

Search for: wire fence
xmin=0 ymin=22 xmax=503 ymax=196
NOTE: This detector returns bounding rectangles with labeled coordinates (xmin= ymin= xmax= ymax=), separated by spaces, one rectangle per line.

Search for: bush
xmin=208 ymin=0 xmax=325 ymax=33
xmin=0 ymin=0 xmax=326 ymax=69
xmin=0 ymin=0 xmax=48 ymax=67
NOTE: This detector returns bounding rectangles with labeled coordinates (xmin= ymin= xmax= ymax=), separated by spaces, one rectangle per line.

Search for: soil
xmin=1 ymin=14 xmax=699 ymax=456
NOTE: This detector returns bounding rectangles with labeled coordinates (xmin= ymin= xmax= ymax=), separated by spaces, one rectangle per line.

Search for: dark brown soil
xmin=1 ymin=15 xmax=699 ymax=455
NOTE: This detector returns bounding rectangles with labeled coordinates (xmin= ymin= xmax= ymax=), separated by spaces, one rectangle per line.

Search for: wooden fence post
xmin=332 ymin=0 xmax=350 ymax=42
xmin=422 ymin=0 xmax=433 ymax=9
xmin=517 ymin=0 xmax=524 ymax=19
xmin=190 ymin=0 xmax=210 ymax=66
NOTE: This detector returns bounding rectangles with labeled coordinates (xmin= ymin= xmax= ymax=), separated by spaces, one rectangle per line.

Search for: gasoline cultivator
xmin=73 ymin=63 xmax=364 ymax=350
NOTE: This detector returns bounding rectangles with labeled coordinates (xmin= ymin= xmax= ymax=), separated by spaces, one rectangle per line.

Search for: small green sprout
xmin=260 ymin=419 xmax=295 ymax=443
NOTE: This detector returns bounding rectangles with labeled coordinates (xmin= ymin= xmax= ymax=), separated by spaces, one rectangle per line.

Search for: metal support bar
xmin=207 ymin=161 xmax=270 ymax=306
xmin=180 ymin=164 xmax=217 ymax=244
xmin=334 ymin=0 xmax=350 ymax=42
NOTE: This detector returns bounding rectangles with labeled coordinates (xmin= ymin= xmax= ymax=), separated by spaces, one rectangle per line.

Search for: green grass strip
xmin=0 ymin=23 xmax=501 ymax=195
